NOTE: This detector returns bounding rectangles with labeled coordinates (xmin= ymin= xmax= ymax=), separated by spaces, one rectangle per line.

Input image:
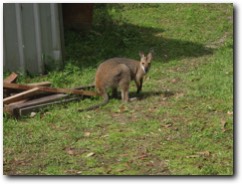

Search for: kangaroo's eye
xmin=142 ymin=62 xmax=145 ymax=65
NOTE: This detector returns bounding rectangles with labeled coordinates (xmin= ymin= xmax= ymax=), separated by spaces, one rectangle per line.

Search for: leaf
xmin=171 ymin=78 xmax=180 ymax=83
xmin=64 ymin=147 xmax=85 ymax=156
xmin=86 ymin=152 xmax=95 ymax=158
xmin=30 ymin=112 xmax=37 ymax=118
xmin=186 ymin=151 xmax=211 ymax=158
xmin=65 ymin=169 xmax=82 ymax=174
xmin=161 ymin=122 xmax=173 ymax=128
xmin=221 ymin=118 xmax=227 ymax=132
xmin=114 ymin=104 xmax=129 ymax=113
xmin=116 ymin=168 xmax=126 ymax=172
xmin=165 ymin=123 xmax=172 ymax=128
xmin=86 ymin=115 xmax=92 ymax=119
xmin=64 ymin=147 xmax=75 ymax=155
xmin=196 ymin=151 xmax=211 ymax=157
xmin=137 ymin=153 xmax=149 ymax=160
xmin=102 ymin=134 xmax=109 ymax=138
xmin=84 ymin=132 xmax=91 ymax=137
xmin=175 ymin=92 xmax=184 ymax=99
xmin=119 ymin=104 xmax=128 ymax=113
xmin=227 ymin=111 xmax=233 ymax=116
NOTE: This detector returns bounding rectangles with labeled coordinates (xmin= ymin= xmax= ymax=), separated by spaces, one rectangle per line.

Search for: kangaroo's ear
xmin=147 ymin=52 xmax=153 ymax=62
xmin=139 ymin=51 xmax=145 ymax=58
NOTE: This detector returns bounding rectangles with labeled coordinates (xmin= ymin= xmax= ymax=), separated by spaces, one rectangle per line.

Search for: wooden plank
xmin=4 ymin=72 xmax=18 ymax=83
xmin=3 ymin=82 xmax=98 ymax=97
xmin=19 ymin=97 xmax=81 ymax=116
xmin=5 ymin=94 xmax=82 ymax=117
xmin=6 ymin=81 xmax=53 ymax=99
xmin=75 ymin=84 xmax=95 ymax=90
xmin=3 ymin=72 xmax=19 ymax=97
xmin=3 ymin=87 xmax=40 ymax=105
xmin=4 ymin=99 xmax=28 ymax=115
xmin=6 ymin=99 xmax=28 ymax=106
xmin=4 ymin=84 xmax=96 ymax=117
xmin=7 ymin=93 xmax=68 ymax=109
xmin=4 ymin=94 xmax=67 ymax=117
xmin=27 ymin=81 xmax=52 ymax=87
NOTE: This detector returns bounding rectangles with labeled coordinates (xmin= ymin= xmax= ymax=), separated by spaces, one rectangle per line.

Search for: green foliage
xmin=4 ymin=4 xmax=233 ymax=175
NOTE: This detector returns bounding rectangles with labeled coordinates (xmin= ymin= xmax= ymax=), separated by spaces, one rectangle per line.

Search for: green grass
xmin=3 ymin=3 xmax=233 ymax=175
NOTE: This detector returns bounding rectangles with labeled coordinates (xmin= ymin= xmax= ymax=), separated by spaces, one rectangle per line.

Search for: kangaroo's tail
xmin=78 ymin=94 xmax=109 ymax=112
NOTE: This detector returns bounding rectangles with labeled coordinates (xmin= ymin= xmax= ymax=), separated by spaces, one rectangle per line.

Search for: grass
xmin=3 ymin=3 xmax=233 ymax=175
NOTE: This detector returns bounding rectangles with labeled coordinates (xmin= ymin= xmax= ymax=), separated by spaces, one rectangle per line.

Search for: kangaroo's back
xmin=95 ymin=58 xmax=132 ymax=97
xmin=102 ymin=58 xmax=140 ymax=80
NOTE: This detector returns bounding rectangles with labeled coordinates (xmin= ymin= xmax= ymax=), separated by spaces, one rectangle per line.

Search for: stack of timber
xmin=3 ymin=72 xmax=97 ymax=117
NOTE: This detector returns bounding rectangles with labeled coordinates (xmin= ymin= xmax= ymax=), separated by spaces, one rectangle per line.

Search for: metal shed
xmin=3 ymin=3 xmax=64 ymax=75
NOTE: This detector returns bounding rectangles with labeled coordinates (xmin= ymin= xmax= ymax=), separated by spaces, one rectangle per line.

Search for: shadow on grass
xmin=63 ymin=4 xmax=213 ymax=70
xmin=129 ymin=90 xmax=175 ymax=100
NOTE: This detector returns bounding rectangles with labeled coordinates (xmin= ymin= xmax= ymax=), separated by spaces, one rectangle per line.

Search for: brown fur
xmin=79 ymin=52 xmax=153 ymax=111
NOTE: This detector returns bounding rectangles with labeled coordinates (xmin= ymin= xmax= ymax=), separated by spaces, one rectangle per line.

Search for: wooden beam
xmin=3 ymin=87 xmax=40 ymax=105
xmin=27 ymin=81 xmax=52 ymax=87
xmin=3 ymin=72 xmax=19 ymax=98
xmin=4 ymin=94 xmax=65 ymax=116
xmin=19 ymin=97 xmax=81 ymax=116
xmin=9 ymin=94 xmax=68 ymax=109
xmin=4 ymin=94 xmax=82 ymax=117
xmin=75 ymin=84 xmax=95 ymax=90
xmin=3 ymin=82 xmax=98 ymax=97
xmin=4 ymin=72 xmax=18 ymax=83
xmin=4 ymin=82 xmax=51 ymax=98
xmin=3 ymin=99 xmax=27 ymax=115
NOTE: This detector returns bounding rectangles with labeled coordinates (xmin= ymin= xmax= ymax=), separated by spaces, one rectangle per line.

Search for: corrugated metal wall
xmin=3 ymin=3 xmax=64 ymax=75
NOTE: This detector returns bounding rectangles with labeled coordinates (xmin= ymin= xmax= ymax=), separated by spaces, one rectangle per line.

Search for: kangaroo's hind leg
xmin=120 ymin=86 xmax=129 ymax=102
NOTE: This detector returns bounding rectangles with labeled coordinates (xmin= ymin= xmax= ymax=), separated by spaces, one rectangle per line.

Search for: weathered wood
xmin=19 ymin=97 xmax=81 ymax=116
xmin=5 ymin=94 xmax=82 ymax=117
xmin=4 ymin=94 xmax=66 ymax=117
xmin=7 ymin=94 xmax=68 ymax=110
xmin=4 ymin=99 xmax=27 ymax=115
xmin=4 ymin=72 xmax=18 ymax=83
xmin=3 ymin=83 xmax=97 ymax=117
xmin=3 ymin=82 xmax=98 ymax=96
xmin=3 ymin=72 xmax=19 ymax=98
xmin=75 ymin=84 xmax=95 ymax=90
xmin=3 ymin=87 xmax=40 ymax=105
xmin=27 ymin=81 xmax=52 ymax=87
xmin=4 ymin=81 xmax=51 ymax=98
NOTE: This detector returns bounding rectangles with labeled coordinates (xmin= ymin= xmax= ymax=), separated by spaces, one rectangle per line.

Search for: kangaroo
xmin=79 ymin=51 xmax=153 ymax=111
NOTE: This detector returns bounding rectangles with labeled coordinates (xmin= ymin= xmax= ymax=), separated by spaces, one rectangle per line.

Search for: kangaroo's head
xmin=139 ymin=51 xmax=153 ymax=74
